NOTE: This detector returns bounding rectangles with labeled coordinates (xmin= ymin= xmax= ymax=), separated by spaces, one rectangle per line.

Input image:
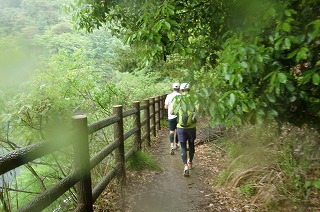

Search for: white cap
xmin=180 ymin=83 xmax=190 ymax=90
xmin=172 ymin=83 xmax=180 ymax=89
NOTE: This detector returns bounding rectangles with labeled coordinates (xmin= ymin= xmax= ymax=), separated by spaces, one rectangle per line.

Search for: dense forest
xmin=0 ymin=0 xmax=319 ymax=211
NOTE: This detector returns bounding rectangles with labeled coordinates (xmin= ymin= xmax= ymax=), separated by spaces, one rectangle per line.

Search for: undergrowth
xmin=215 ymin=122 xmax=320 ymax=211
xmin=126 ymin=150 xmax=161 ymax=171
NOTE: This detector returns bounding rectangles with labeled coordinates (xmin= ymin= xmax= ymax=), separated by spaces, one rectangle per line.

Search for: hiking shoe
xmin=187 ymin=160 xmax=192 ymax=170
xmin=170 ymin=148 xmax=175 ymax=155
xmin=183 ymin=164 xmax=189 ymax=177
xmin=175 ymin=143 xmax=180 ymax=150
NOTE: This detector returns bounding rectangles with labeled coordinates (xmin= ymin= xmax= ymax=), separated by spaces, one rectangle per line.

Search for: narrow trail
xmin=123 ymin=127 xmax=219 ymax=212
xmin=104 ymin=122 xmax=320 ymax=211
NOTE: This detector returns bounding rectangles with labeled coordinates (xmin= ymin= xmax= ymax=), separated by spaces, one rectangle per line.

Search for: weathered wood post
xmin=150 ymin=97 xmax=156 ymax=137
xmin=159 ymin=95 xmax=164 ymax=120
xmin=72 ymin=115 xmax=93 ymax=212
xmin=144 ymin=99 xmax=151 ymax=146
xmin=162 ymin=94 xmax=168 ymax=121
xmin=155 ymin=96 xmax=161 ymax=131
xmin=113 ymin=105 xmax=126 ymax=187
xmin=163 ymin=94 xmax=168 ymax=120
xmin=133 ymin=101 xmax=141 ymax=150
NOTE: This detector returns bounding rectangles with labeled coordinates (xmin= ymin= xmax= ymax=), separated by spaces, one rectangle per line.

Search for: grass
xmin=126 ymin=150 xmax=161 ymax=171
xmin=214 ymin=121 xmax=320 ymax=210
xmin=238 ymin=182 xmax=257 ymax=197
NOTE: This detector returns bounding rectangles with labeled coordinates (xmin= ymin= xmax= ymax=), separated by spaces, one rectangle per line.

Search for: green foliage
xmin=1 ymin=47 xmax=132 ymax=148
xmin=0 ymin=44 xmax=128 ymax=208
xmin=153 ymin=53 xmax=192 ymax=79
xmin=126 ymin=150 xmax=161 ymax=171
xmin=0 ymin=0 xmax=65 ymax=36
xmin=67 ymin=0 xmax=226 ymax=65
xmin=10 ymin=159 xmax=76 ymax=211
xmin=113 ymin=70 xmax=168 ymax=104
xmin=69 ymin=0 xmax=320 ymax=131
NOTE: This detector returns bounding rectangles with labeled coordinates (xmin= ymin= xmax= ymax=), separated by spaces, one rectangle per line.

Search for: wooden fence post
xmin=150 ymin=97 xmax=156 ymax=137
xmin=159 ymin=95 xmax=164 ymax=120
xmin=155 ymin=96 xmax=161 ymax=131
xmin=72 ymin=115 xmax=93 ymax=212
xmin=144 ymin=99 xmax=151 ymax=146
xmin=163 ymin=94 xmax=167 ymax=120
xmin=113 ymin=105 xmax=126 ymax=187
xmin=133 ymin=101 xmax=141 ymax=150
xmin=163 ymin=94 xmax=168 ymax=120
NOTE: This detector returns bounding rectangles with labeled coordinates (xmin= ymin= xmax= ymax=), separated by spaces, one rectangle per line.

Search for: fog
xmin=0 ymin=41 xmax=39 ymax=89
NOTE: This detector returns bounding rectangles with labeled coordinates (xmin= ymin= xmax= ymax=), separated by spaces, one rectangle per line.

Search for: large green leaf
xmin=229 ymin=93 xmax=236 ymax=108
xmin=241 ymin=102 xmax=249 ymax=113
xmin=240 ymin=61 xmax=249 ymax=68
xmin=296 ymin=47 xmax=308 ymax=62
xmin=284 ymin=37 xmax=291 ymax=49
xmin=299 ymin=72 xmax=312 ymax=85
xmin=285 ymin=82 xmax=295 ymax=92
xmin=312 ymin=73 xmax=320 ymax=85
xmin=278 ymin=72 xmax=287 ymax=83
xmin=282 ymin=22 xmax=291 ymax=32
xmin=234 ymin=115 xmax=242 ymax=125
xmin=266 ymin=93 xmax=276 ymax=103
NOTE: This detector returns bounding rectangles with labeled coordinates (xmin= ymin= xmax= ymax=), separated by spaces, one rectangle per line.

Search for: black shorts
xmin=168 ymin=118 xmax=178 ymax=131
xmin=177 ymin=127 xmax=196 ymax=143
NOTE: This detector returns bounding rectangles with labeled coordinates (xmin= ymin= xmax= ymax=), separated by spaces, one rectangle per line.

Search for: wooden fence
xmin=0 ymin=94 xmax=167 ymax=211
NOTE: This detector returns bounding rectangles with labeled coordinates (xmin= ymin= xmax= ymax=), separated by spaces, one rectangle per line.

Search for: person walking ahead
xmin=164 ymin=82 xmax=181 ymax=155
xmin=170 ymin=83 xmax=198 ymax=177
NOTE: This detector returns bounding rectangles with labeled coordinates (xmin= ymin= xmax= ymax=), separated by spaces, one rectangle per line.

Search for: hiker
xmin=170 ymin=83 xmax=198 ymax=177
xmin=164 ymin=82 xmax=181 ymax=155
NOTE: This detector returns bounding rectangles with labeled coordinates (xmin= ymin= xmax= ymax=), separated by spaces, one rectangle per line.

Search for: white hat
xmin=180 ymin=83 xmax=190 ymax=90
xmin=172 ymin=83 xmax=180 ymax=89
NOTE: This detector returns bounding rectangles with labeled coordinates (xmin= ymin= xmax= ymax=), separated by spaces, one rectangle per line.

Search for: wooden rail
xmin=0 ymin=94 xmax=167 ymax=211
